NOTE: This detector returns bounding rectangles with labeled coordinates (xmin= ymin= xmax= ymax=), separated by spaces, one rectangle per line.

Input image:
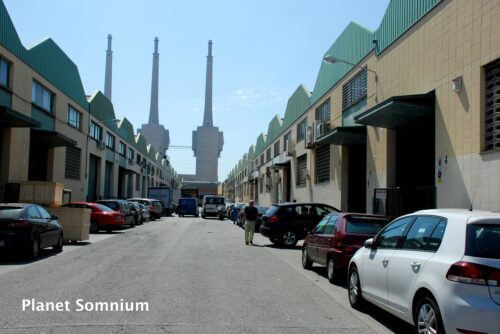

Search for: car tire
xmin=327 ymin=257 xmax=338 ymax=283
xmin=201 ymin=213 xmax=206 ymax=219
xmin=282 ymin=231 xmax=297 ymax=247
xmin=53 ymin=233 xmax=63 ymax=253
xmin=302 ymin=248 xmax=313 ymax=269
xmin=348 ymin=266 xmax=364 ymax=309
xmin=414 ymin=295 xmax=444 ymax=334
xmin=29 ymin=238 xmax=40 ymax=259
xmin=90 ymin=220 xmax=99 ymax=233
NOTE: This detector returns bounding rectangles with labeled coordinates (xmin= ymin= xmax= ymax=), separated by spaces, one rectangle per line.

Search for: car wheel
xmin=414 ymin=296 xmax=444 ymax=334
xmin=29 ymin=238 xmax=40 ymax=259
xmin=53 ymin=233 xmax=63 ymax=253
xmin=327 ymin=257 xmax=337 ymax=283
xmin=90 ymin=220 xmax=99 ymax=233
xmin=302 ymin=248 xmax=313 ymax=269
xmin=348 ymin=266 xmax=364 ymax=309
xmin=282 ymin=231 xmax=297 ymax=247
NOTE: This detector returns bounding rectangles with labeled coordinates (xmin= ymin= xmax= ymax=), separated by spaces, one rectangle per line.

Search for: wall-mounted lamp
xmin=323 ymin=55 xmax=378 ymax=81
xmin=451 ymin=76 xmax=462 ymax=93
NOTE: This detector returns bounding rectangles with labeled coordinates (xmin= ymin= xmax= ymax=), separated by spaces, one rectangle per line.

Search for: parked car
xmin=128 ymin=201 xmax=143 ymax=225
xmin=128 ymin=198 xmax=163 ymax=220
xmin=0 ymin=203 xmax=63 ymax=259
xmin=255 ymin=206 xmax=269 ymax=232
xmin=260 ymin=202 xmax=340 ymax=246
xmin=137 ymin=203 xmax=150 ymax=222
xmin=62 ymin=202 xmax=125 ymax=233
xmin=96 ymin=199 xmax=135 ymax=227
xmin=178 ymin=198 xmax=199 ymax=217
xmin=302 ymin=212 xmax=390 ymax=282
xmin=201 ymin=195 xmax=225 ymax=218
xmin=348 ymin=209 xmax=500 ymax=334
xmin=230 ymin=203 xmax=246 ymax=224
xmin=237 ymin=205 xmax=268 ymax=231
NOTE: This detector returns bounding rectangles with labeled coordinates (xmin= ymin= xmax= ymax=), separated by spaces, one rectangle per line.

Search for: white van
xmin=201 ymin=195 xmax=225 ymax=218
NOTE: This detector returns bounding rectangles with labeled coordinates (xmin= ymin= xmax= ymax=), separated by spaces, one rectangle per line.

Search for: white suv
xmin=348 ymin=209 xmax=499 ymax=334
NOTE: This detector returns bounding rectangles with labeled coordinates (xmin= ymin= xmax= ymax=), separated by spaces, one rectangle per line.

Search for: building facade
xmin=0 ymin=1 xmax=180 ymax=203
xmin=225 ymin=0 xmax=500 ymax=216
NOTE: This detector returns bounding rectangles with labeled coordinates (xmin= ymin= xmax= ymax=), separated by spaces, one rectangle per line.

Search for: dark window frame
xmin=67 ymin=105 xmax=81 ymax=130
xmin=296 ymin=118 xmax=307 ymax=142
xmin=342 ymin=69 xmax=367 ymax=111
xmin=315 ymin=144 xmax=330 ymax=184
xmin=296 ymin=154 xmax=307 ymax=187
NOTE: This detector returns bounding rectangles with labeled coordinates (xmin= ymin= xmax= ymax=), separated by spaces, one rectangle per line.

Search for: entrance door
xmin=104 ymin=161 xmax=113 ymax=199
xmin=88 ymin=155 xmax=99 ymax=201
xmin=28 ymin=140 xmax=48 ymax=181
xmin=396 ymin=116 xmax=435 ymax=214
xmin=347 ymin=145 xmax=366 ymax=212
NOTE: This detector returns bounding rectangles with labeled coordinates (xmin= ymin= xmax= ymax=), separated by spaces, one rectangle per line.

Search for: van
xmin=201 ymin=195 xmax=225 ymax=219
xmin=178 ymin=198 xmax=198 ymax=217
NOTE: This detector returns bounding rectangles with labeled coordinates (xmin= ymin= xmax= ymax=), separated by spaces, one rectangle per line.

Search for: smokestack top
xmin=154 ymin=37 xmax=159 ymax=54
xmin=208 ymin=40 xmax=212 ymax=57
xmin=107 ymin=34 xmax=112 ymax=50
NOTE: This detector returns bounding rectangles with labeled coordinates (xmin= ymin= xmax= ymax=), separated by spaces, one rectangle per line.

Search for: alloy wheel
xmin=282 ymin=231 xmax=297 ymax=246
xmin=348 ymin=269 xmax=360 ymax=306
xmin=327 ymin=258 xmax=335 ymax=282
xmin=417 ymin=302 xmax=437 ymax=334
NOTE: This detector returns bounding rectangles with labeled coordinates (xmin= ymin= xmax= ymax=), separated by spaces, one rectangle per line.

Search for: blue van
xmin=178 ymin=198 xmax=199 ymax=217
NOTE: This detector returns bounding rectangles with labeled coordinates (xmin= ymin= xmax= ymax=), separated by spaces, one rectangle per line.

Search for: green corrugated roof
xmin=88 ymin=91 xmax=116 ymax=124
xmin=310 ymin=22 xmax=374 ymax=105
xmin=266 ymin=115 xmax=283 ymax=146
xmin=247 ymin=145 xmax=255 ymax=161
xmin=282 ymin=85 xmax=311 ymax=131
xmin=116 ymin=118 xmax=134 ymax=142
xmin=374 ymin=0 xmax=441 ymax=54
xmin=1 ymin=2 xmax=88 ymax=110
xmin=254 ymin=133 xmax=267 ymax=156
xmin=134 ymin=133 xmax=148 ymax=157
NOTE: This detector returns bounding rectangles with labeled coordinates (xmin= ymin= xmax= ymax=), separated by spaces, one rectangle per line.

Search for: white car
xmin=348 ymin=209 xmax=499 ymax=334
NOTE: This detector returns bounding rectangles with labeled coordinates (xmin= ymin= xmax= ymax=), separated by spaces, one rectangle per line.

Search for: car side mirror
xmin=364 ymin=238 xmax=374 ymax=249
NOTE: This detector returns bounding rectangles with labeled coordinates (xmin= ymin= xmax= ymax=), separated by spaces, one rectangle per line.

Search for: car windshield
xmin=345 ymin=216 xmax=389 ymax=234
xmin=94 ymin=204 xmax=115 ymax=212
xmin=206 ymin=197 xmax=224 ymax=205
xmin=466 ymin=224 xmax=500 ymax=259
xmin=0 ymin=207 xmax=23 ymax=219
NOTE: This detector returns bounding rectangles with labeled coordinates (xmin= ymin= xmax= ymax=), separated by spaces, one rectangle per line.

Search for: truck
xmin=147 ymin=186 xmax=172 ymax=216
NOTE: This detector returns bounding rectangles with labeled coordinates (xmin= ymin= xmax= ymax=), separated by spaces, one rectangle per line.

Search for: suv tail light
xmin=269 ymin=216 xmax=280 ymax=224
xmin=7 ymin=220 xmax=31 ymax=228
xmin=446 ymin=261 xmax=500 ymax=286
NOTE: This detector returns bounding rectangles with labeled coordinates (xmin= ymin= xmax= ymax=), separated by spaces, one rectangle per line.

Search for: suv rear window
xmin=466 ymin=224 xmax=500 ymax=259
xmin=0 ymin=207 xmax=23 ymax=219
xmin=265 ymin=205 xmax=280 ymax=216
xmin=345 ymin=216 xmax=388 ymax=234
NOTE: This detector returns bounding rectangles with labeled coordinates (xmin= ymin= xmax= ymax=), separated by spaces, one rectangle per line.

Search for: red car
xmin=62 ymin=202 xmax=125 ymax=233
xmin=302 ymin=212 xmax=390 ymax=283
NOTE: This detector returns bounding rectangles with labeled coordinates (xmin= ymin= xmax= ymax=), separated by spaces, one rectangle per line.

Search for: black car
xmin=96 ymin=199 xmax=136 ymax=227
xmin=260 ymin=202 xmax=340 ymax=247
xmin=0 ymin=203 xmax=63 ymax=258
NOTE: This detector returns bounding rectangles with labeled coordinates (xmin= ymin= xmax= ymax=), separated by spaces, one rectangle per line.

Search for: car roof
xmin=0 ymin=203 xmax=32 ymax=208
xmin=411 ymin=209 xmax=500 ymax=223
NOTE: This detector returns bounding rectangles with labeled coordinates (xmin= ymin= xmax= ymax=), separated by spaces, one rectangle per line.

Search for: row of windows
xmin=0 ymin=56 xmax=9 ymax=87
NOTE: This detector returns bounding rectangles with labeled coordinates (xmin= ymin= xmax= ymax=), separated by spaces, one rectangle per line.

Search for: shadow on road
xmin=0 ymin=249 xmax=61 ymax=265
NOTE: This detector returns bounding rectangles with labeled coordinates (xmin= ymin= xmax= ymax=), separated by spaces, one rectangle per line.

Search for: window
xmin=466 ymin=223 xmax=500 ymax=259
xmin=136 ymin=154 xmax=142 ymax=164
xmin=297 ymin=118 xmax=307 ymax=142
xmin=32 ymin=81 xmax=53 ymax=112
xmin=128 ymin=148 xmax=135 ymax=160
xmin=375 ymin=216 xmax=413 ymax=249
xmin=260 ymin=154 xmax=264 ymax=166
xmin=135 ymin=174 xmax=140 ymax=191
xmin=296 ymin=154 xmax=307 ymax=187
xmin=484 ymin=58 xmax=500 ymax=151
xmin=324 ymin=215 xmax=339 ymax=235
xmin=65 ymin=146 xmax=81 ymax=180
xmin=342 ymin=69 xmax=367 ymax=110
xmin=105 ymin=132 xmax=115 ymax=149
xmin=283 ymin=131 xmax=291 ymax=151
xmin=119 ymin=142 xmax=126 ymax=156
xmin=315 ymin=145 xmax=330 ymax=183
xmin=313 ymin=216 xmax=330 ymax=234
xmin=315 ymin=99 xmax=331 ymax=123
xmin=90 ymin=121 xmax=102 ymax=141
xmin=37 ymin=206 xmax=52 ymax=220
xmin=345 ymin=216 xmax=389 ymax=235
xmin=27 ymin=206 xmax=41 ymax=219
xmin=274 ymin=140 xmax=280 ymax=157
xmin=0 ymin=56 xmax=10 ymax=87
xmin=67 ymin=106 xmax=81 ymax=129
xmin=266 ymin=148 xmax=271 ymax=162
xmin=402 ymin=216 xmax=444 ymax=251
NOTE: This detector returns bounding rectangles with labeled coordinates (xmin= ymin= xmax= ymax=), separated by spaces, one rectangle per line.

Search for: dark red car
xmin=302 ymin=212 xmax=390 ymax=283
xmin=62 ymin=202 xmax=125 ymax=233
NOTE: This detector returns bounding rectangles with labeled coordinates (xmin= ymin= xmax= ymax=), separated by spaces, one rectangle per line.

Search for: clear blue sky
xmin=4 ymin=0 xmax=389 ymax=181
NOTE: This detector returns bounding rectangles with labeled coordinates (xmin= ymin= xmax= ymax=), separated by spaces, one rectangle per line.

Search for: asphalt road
xmin=0 ymin=216 xmax=412 ymax=333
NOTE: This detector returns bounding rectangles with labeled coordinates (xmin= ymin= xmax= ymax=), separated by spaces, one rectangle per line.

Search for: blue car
xmin=230 ymin=203 xmax=246 ymax=224
xmin=178 ymin=198 xmax=199 ymax=217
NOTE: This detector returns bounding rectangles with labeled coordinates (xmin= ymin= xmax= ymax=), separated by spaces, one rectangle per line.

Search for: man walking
xmin=244 ymin=200 xmax=258 ymax=245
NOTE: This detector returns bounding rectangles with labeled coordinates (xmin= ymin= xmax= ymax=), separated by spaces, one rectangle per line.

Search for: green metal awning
xmin=0 ymin=106 xmax=41 ymax=128
xmin=31 ymin=129 xmax=77 ymax=147
xmin=316 ymin=126 xmax=367 ymax=146
xmin=354 ymin=93 xmax=434 ymax=129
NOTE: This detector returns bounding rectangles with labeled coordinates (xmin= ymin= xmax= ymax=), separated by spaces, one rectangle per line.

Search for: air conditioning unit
xmin=97 ymin=141 xmax=106 ymax=150
xmin=316 ymin=122 xmax=331 ymax=138
xmin=305 ymin=122 xmax=316 ymax=149
xmin=285 ymin=139 xmax=294 ymax=157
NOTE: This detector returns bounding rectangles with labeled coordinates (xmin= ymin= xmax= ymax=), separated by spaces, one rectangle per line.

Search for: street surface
xmin=0 ymin=216 xmax=412 ymax=333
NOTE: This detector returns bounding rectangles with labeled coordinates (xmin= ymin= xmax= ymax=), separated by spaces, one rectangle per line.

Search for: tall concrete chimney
xmin=203 ymin=40 xmax=213 ymax=127
xmin=149 ymin=37 xmax=160 ymax=125
xmin=104 ymin=34 xmax=113 ymax=100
